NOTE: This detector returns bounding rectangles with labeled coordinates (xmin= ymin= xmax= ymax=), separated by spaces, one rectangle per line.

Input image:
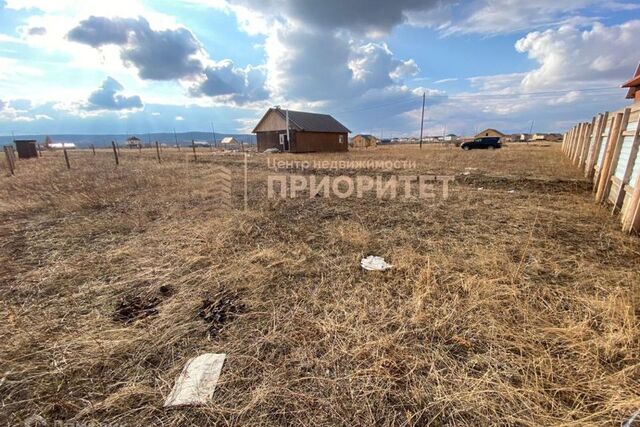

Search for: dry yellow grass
xmin=1 ymin=144 xmax=639 ymax=426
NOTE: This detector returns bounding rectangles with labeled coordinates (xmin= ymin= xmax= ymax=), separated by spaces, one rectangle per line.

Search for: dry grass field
xmin=1 ymin=144 xmax=639 ymax=426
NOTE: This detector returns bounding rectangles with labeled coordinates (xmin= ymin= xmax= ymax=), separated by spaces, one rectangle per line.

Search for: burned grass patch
xmin=112 ymin=284 xmax=174 ymax=324
xmin=198 ymin=293 xmax=245 ymax=339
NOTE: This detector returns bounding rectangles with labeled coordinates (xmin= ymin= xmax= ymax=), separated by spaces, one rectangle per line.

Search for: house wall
xmin=351 ymin=135 xmax=377 ymax=148
xmin=257 ymin=130 xmax=297 ymax=152
xmin=293 ymin=132 xmax=348 ymax=153
xmin=254 ymin=110 xmax=288 ymax=132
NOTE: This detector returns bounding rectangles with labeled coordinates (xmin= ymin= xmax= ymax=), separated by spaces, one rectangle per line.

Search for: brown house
xmin=253 ymin=107 xmax=350 ymax=153
xmin=475 ymin=128 xmax=506 ymax=138
xmin=351 ymin=134 xmax=379 ymax=148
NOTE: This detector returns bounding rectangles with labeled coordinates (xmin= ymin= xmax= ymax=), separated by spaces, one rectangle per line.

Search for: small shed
xmin=14 ymin=140 xmax=38 ymax=159
xmin=351 ymin=134 xmax=378 ymax=148
xmin=253 ymin=107 xmax=350 ymax=153
xmin=220 ymin=137 xmax=239 ymax=145
xmin=475 ymin=128 xmax=506 ymax=139
xmin=126 ymin=136 xmax=141 ymax=148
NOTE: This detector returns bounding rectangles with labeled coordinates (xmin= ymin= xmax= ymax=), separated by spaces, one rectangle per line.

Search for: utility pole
xmin=419 ymin=92 xmax=425 ymax=149
xmin=211 ymin=122 xmax=217 ymax=148
xmin=173 ymin=128 xmax=179 ymax=149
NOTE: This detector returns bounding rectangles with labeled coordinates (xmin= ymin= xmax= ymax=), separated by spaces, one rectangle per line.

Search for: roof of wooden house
xmin=622 ymin=63 xmax=640 ymax=100
xmin=476 ymin=128 xmax=506 ymax=137
xmin=353 ymin=134 xmax=378 ymax=140
xmin=253 ymin=108 xmax=350 ymax=134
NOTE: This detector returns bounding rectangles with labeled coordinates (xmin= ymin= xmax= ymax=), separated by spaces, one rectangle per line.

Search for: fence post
xmin=63 ymin=148 xmax=71 ymax=170
xmin=3 ymin=146 xmax=15 ymax=175
xmin=155 ymin=141 xmax=161 ymax=163
xmin=91 ymin=144 xmax=96 ymax=156
xmin=111 ymin=141 xmax=119 ymax=166
xmin=192 ymin=140 xmax=197 ymax=162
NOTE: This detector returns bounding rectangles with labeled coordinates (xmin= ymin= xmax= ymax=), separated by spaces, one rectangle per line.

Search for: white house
xmin=220 ymin=137 xmax=239 ymax=145
xmin=48 ymin=142 xmax=77 ymax=150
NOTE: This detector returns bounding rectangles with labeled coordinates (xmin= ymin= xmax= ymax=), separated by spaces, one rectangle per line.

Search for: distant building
xmin=48 ymin=142 xmax=77 ymax=150
xmin=193 ymin=140 xmax=210 ymax=147
xmin=475 ymin=128 xmax=506 ymax=138
xmin=532 ymin=133 xmax=563 ymax=142
xmin=126 ymin=136 xmax=141 ymax=148
xmin=351 ymin=134 xmax=379 ymax=148
xmin=444 ymin=134 xmax=458 ymax=142
xmin=253 ymin=107 xmax=349 ymax=153
xmin=220 ymin=137 xmax=239 ymax=145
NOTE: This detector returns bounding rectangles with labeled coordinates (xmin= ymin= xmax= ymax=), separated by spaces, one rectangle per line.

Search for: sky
xmin=0 ymin=0 xmax=639 ymax=137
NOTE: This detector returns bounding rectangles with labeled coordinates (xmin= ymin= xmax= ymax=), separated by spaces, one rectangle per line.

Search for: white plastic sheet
xmin=361 ymin=256 xmax=393 ymax=271
xmin=164 ymin=353 xmax=226 ymax=407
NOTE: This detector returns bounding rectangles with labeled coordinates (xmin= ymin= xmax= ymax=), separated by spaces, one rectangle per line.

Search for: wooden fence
xmin=562 ymin=102 xmax=640 ymax=233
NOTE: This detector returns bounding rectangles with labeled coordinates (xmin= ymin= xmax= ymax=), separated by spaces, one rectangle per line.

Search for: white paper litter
xmin=164 ymin=353 xmax=226 ymax=407
xmin=508 ymin=189 xmax=516 ymax=193
xmin=361 ymin=256 xmax=393 ymax=271
xmin=623 ymin=408 xmax=640 ymax=427
xmin=477 ymin=187 xmax=484 ymax=191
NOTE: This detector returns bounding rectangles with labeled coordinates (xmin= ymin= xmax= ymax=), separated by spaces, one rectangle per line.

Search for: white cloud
xmin=433 ymin=78 xmax=458 ymax=84
xmin=410 ymin=0 xmax=639 ymax=35
xmin=515 ymin=20 xmax=640 ymax=91
xmin=175 ymin=115 xmax=185 ymax=121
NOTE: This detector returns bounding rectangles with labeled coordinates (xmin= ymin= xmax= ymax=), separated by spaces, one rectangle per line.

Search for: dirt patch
xmin=458 ymin=174 xmax=592 ymax=193
xmin=112 ymin=285 xmax=173 ymax=324
xmin=198 ymin=293 xmax=244 ymax=339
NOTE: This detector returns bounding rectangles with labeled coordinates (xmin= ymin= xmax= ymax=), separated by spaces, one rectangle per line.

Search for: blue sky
xmin=0 ymin=0 xmax=639 ymax=138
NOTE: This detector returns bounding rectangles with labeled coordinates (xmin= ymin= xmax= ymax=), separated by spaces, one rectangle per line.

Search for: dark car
xmin=460 ymin=137 xmax=502 ymax=150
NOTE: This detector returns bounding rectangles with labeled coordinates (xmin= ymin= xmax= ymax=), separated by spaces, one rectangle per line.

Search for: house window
xmin=339 ymin=135 xmax=345 ymax=144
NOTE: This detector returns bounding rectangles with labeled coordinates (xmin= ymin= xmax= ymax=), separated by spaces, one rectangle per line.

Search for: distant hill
xmin=0 ymin=132 xmax=256 ymax=148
